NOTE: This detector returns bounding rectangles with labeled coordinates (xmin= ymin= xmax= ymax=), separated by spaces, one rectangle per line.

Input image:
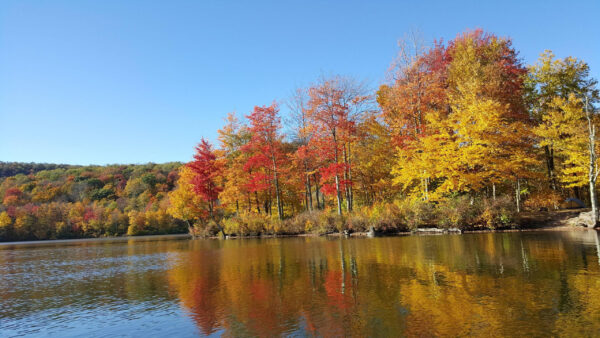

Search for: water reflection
xmin=2 ymin=231 xmax=600 ymax=336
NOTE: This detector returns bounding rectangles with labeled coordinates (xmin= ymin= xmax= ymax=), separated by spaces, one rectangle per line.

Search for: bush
xmin=479 ymin=196 xmax=515 ymax=228
xmin=395 ymin=199 xmax=435 ymax=230
xmin=281 ymin=211 xmax=320 ymax=235
xmin=222 ymin=212 xmax=270 ymax=236
xmin=434 ymin=195 xmax=481 ymax=229
xmin=523 ymin=189 xmax=562 ymax=211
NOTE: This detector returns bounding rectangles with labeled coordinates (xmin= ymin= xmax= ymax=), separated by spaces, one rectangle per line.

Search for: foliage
xmin=0 ymin=162 xmax=183 ymax=241
xmin=1 ymin=28 xmax=598 ymax=240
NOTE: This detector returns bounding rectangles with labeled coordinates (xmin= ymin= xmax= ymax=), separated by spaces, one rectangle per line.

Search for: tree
xmin=535 ymin=94 xmax=599 ymax=225
xmin=218 ymin=112 xmax=252 ymax=214
xmin=288 ymin=88 xmax=316 ymax=212
xmin=243 ymin=103 xmax=286 ymax=220
xmin=378 ymin=34 xmax=448 ymax=199
xmin=306 ymin=76 xmax=369 ymax=215
xmin=440 ymin=30 xmax=532 ymax=196
xmin=167 ymin=166 xmax=206 ymax=232
xmin=188 ymin=139 xmax=226 ymax=236
xmin=526 ymin=51 xmax=600 ymax=190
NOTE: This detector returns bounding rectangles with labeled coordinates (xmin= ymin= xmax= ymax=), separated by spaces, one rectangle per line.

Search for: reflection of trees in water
xmin=167 ymin=233 xmax=600 ymax=336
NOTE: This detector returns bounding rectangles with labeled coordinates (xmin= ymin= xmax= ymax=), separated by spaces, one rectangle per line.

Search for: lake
xmin=1 ymin=230 xmax=600 ymax=337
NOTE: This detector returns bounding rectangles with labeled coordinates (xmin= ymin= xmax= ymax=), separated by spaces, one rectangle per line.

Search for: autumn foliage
xmin=1 ymin=29 xmax=599 ymax=241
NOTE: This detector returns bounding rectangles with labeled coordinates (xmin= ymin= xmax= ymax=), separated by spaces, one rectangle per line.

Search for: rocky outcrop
xmin=567 ymin=211 xmax=598 ymax=228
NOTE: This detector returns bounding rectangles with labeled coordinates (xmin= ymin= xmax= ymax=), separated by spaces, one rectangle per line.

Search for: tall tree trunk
xmin=515 ymin=178 xmax=521 ymax=213
xmin=544 ymin=145 xmax=557 ymax=190
xmin=272 ymin=156 xmax=284 ymax=220
xmin=347 ymin=142 xmax=353 ymax=212
xmin=334 ymin=135 xmax=343 ymax=215
xmin=342 ymin=145 xmax=352 ymax=212
xmin=492 ymin=183 xmax=496 ymax=201
xmin=585 ymin=97 xmax=598 ymax=227
xmin=255 ymin=192 xmax=261 ymax=214
xmin=314 ymin=173 xmax=321 ymax=209
xmin=306 ymin=170 xmax=313 ymax=212
xmin=335 ymin=174 xmax=343 ymax=215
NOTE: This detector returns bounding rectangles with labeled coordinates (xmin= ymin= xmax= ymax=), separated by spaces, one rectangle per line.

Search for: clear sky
xmin=1 ymin=0 xmax=598 ymax=165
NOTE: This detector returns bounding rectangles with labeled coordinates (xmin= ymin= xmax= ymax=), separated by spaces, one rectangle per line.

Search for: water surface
xmin=2 ymin=231 xmax=600 ymax=337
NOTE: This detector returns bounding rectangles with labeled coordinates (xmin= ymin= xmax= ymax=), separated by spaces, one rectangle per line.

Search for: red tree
xmin=242 ymin=103 xmax=286 ymax=219
xmin=187 ymin=138 xmax=226 ymax=235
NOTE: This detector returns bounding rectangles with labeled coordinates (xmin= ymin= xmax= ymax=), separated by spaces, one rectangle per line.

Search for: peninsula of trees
xmin=0 ymin=29 xmax=598 ymax=241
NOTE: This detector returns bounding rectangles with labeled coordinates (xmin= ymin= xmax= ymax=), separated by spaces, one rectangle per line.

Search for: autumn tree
xmin=306 ymin=76 xmax=369 ymax=214
xmin=378 ymin=34 xmax=448 ymax=200
xmin=535 ymin=94 xmax=599 ymax=224
xmin=242 ymin=103 xmax=286 ymax=220
xmin=188 ymin=138 xmax=226 ymax=236
xmin=167 ymin=166 xmax=206 ymax=232
xmin=288 ymin=88 xmax=318 ymax=212
xmin=526 ymin=51 xmax=600 ymax=195
xmin=218 ymin=112 xmax=252 ymax=214
xmin=441 ymin=30 xmax=532 ymax=196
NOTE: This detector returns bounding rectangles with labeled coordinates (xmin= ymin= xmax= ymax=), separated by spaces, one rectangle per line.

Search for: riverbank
xmin=0 ymin=209 xmax=593 ymax=244
xmin=205 ymin=209 xmax=596 ymax=239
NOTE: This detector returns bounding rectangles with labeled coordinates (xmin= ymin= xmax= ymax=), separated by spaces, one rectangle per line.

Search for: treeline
xmin=170 ymin=29 xmax=598 ymax=236
xmin=0 ymin=162 xmax=79 ymax=178
xmin=1 ymin=29 xmax=599 ymax=241
xmin=0 ymin=162 xmax=187 ymax=241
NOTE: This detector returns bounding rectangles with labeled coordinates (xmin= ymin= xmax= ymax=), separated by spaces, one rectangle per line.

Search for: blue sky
xmin=1 ymin=0 xmax=598 ymax=165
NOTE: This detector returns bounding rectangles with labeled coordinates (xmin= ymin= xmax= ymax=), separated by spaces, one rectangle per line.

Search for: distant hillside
xmin=0 ymin=162 xmax=80 ymax=178
xmin=0 ymin=162 xmax=186 ymax=241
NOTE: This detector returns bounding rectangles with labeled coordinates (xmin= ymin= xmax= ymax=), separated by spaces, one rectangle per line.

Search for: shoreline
xmin=1 ymin=210 xmax=596 ymax=245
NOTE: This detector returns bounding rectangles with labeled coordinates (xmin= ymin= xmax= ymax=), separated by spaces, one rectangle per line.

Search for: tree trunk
xmin=585 ymin=97 xmax=598 ymax=227
xmin=492 ymin=183 xmax=496 ymax=201
xmin=272 ymin=156 xmax=284 ymax=220
xmin=335 ymin=174 xmax=343 ymax=215
xmin=306 ymin=171 xmax=313 ymax=212
xmin=347 ymin=142 xmax=353 ymax=212
xmin=314 ymin=174 xmax=322 ymax=209
xmin=516 ymin=178 xmax=521 ymax=213
xmin=333 ymin=132 xmax=343 ymax=215
xmin=544 ymin=145 xmax=557 ymax=190
xmin=255 ymin=192 xmax=261 ymax=214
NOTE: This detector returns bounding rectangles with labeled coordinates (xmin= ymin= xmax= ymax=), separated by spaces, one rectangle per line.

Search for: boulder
xmin=568 ymin=211 xmax=598 ymax=228
xmin=367 ymin=226 xmax=376 ymax=238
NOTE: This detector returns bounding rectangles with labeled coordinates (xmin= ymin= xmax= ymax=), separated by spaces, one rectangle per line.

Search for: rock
xmin=568 ymin=211 xmax=597 ymax=228
xmin=367 ymin=226 xmax=376 ymax=238
xmin=415 ymin=228 xmax=445 ymax=233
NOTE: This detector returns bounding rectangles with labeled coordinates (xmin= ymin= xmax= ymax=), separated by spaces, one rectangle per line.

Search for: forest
xmin=0 ymin=29 xmax=598 ymax=241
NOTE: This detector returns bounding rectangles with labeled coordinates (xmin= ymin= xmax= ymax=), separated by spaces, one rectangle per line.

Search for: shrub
xmin=434 ymin=195 xmax=481 ymax=229
xmin=479 ymin=196 xmax=515 ymax=228
xmin=395 ymin=199 xmax=434 ymax=230
xmin=523 ymin=189 xmax=562 ymax=211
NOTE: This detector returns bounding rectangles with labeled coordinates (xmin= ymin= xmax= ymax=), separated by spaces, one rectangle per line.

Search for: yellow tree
xmin=526 ymin=51 xmax=599 ymax=191
xmin=535 ymin=94 xmax=600 ymax=223
xmin=434 ymin=30 xmax=533 ymax=200
xmin=217 ymin=112 xmax=252 ymax=214
xmin=353 ymin=113 xmax=399 ymax=204
xmin=167 ymin=166 xmax=205 ymax=233
xmin=379 ymin=35 xmax=448 ymax=200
